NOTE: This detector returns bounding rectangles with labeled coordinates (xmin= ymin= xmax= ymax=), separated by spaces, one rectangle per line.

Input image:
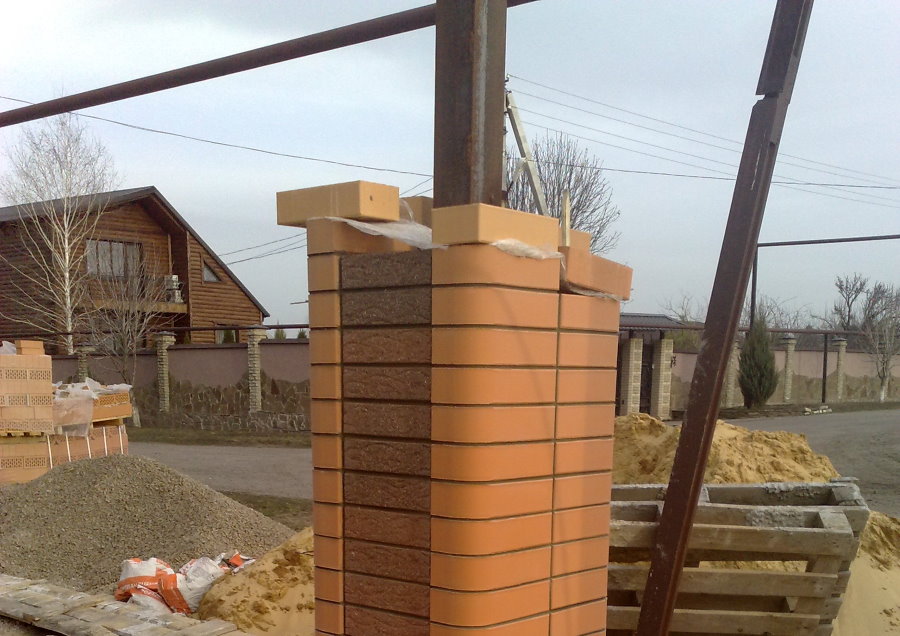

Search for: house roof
xmin=620 ymin=312 xmax=685 ymax=331
xmin=0 ymin=187 xmax=269 ymax=317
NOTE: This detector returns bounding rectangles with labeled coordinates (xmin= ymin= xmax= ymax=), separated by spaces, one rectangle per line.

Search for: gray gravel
xmin=0 ymin=455 xmax=293 ymax=594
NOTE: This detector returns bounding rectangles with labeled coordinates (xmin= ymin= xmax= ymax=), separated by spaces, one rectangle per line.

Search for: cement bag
xmin=158 ymin=557 xmax=226 ymax=614
xmin=127 ymin=587 xmax=172 ymax=614
xmin=116 ymin=558 xmax=173 ymax=601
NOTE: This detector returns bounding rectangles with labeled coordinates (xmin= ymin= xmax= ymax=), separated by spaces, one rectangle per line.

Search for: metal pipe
xmin=758 ymin=233 xmax=900 ymax=248
xmin=636 ymin=2 xmax=814 ymax=633
xmin=822 ymin=332 xmax=830 ymax=403
xmin=0 ymin=1 xmax=538 ymax=129
xmin=750 ymin=247 xmax=759 ymax=326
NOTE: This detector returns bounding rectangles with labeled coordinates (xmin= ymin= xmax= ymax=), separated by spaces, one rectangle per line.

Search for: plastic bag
xmin=116 ymin=558 xmax=174 ymax=601
xmin=0 ymin=341 xmax=16 ymax=355
xmin=158 ymin=557 xmax=226 ymax=614
xmin=127 ymin=587 xmax=172 ymax=614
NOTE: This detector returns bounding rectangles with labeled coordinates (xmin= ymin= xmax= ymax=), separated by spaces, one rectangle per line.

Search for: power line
xmin=219 ymin=233 xmax=305 ymax=256
xmin=401 ymin=176 xmax=433 ymax=196
xmin=508 ymin=73 xmax=900 ymax=185
xmin=226 ymin=239 xmax=307 ymax=265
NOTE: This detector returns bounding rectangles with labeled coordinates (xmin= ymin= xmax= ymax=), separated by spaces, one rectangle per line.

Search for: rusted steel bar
xmin=821 ymin=332 xmax=830 ymax=403
xmin=636 ymin=2 xmax=814 ymax=634
xmin=0 ymin=1 xmax=537 ymax=129
xmin=758 ymin=233 xmax=900 ymax=247
xmin=433 ymin=0 xmax=508 ymax=207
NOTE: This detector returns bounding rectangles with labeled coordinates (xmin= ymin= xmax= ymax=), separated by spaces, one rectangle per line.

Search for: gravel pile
xmin=0 ymin=455 xmax=293 ymax=593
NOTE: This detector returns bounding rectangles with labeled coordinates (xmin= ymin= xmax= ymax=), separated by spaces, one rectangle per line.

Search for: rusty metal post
xmin=433 ymin=0 xmax=508 ymax=208
xmin=636 ymin=2 xmax=814 ymax=634
xmin=821 ymin=332 xmax=830 ymax=404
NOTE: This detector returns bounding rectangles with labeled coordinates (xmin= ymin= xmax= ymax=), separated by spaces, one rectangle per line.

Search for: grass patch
xmin=127 ymin=427 xmax=310 ymax=448
xmin=221 ymin=491 xmax=313 ymax=531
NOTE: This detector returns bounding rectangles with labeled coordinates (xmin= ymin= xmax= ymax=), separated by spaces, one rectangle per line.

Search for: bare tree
xmin=0 ymin=114 xmax=117 ymax=353
xmin=859 ymin=285 xmax=899 ymax=402
xmin=830 ymin=273 xmax=869 ymax=331
xmin=506 ymin=132 xmax=620 ymax=253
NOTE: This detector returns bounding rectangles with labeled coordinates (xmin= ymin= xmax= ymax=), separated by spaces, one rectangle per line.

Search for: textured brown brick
xmin=340 ymin=251 xmax=431 ymax=289
xmin=344 ymin=506 xmax=430 ymax=548
xmin=341 ymin=288 xmax=431 ymax=326
xmin=342 ymin=328 xmax=430 ymax=364
xmin=344 ymin=605 xmax=429 ymax=636
xmin=344 ymin=573 xmax=429 ymax=617
xmin=344 ymin=438 xmax=430 ymax=476
xmin=344 ymin=541 xmax=430 ymax=584
xmin=344 ymin=473 xmax=429 ymax=512
xmin=343 ymin=402 xmax=430 ymax=439
xmin=343 ymin=366 xmax=430 ymax=402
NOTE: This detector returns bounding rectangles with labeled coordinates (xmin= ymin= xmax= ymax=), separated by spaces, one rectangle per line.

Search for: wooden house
xmin=0 ymin=186 xmax=268 ymax=345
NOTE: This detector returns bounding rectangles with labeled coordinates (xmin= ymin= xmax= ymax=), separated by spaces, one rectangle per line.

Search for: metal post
xmin=750 ymin=247 xmax=758 ymax=326
xmin=636 ymin=2 xmax=814 ymax=634
xmin=821 ymin=332 xmax=829 ymax=404
xmin=433 ymin=0 xmax=508 ymax=208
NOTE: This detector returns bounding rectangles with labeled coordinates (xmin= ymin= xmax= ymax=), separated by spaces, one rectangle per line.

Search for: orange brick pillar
xmin=298 ymin=192 xmax=630 ymax=635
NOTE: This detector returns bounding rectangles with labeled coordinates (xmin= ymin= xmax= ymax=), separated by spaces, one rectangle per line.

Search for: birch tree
xmin=0 ymin=114 xmax=117 ymax=353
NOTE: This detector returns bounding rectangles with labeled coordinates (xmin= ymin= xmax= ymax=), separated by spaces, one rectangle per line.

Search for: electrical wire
xmin=219 ymin=233 xmax=305 ymax=256
xmin=401 ymin=176 xmax=433 ymax=196
xmin=225 ymin=239 xmax=307 ymax=265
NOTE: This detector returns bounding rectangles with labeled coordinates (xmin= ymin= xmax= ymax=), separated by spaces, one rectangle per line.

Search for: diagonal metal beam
xmin=635 ymin=1 xmax=815 ymax=634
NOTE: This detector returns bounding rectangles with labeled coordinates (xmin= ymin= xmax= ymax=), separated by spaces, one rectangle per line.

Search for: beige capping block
xmin=432 ymin=203 xmax=559 ymax=248
xmin=560 ymin=246 xmax=633 ymax=300
xmin=400 ymin=195 xmax=433 ymax=227
xmin=276 ymin=180 xmax=400 ymax=227
xmin=561 ymin=228 xmax=592 ymax=252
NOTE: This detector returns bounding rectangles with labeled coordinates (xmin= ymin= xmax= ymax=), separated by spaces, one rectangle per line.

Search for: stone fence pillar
xmin=650 ymin=337 xmax=674 ymax=420
xmin=834 ymin=337 xmax=848 ymax=401
xmin=782 ymin=334 xmax=797 ymax=403
xmin=618 ymin=337 xmax=643 ymax=415
xmin=155 ymin=332 xmax=176 ymax=413
xmin=76 ymin=345 xmax=94 ymax=382
xmin=247 ymin=326 xmax=267 ymax=413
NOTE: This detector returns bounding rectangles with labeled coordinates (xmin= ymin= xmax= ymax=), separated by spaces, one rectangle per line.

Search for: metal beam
xmin=636 ymin=2 xmax=814 ymax=633
xmin=0 ymin=1 xmax=538 ymax=129
xmin=433 ymin=0 xmax=508 ymax=208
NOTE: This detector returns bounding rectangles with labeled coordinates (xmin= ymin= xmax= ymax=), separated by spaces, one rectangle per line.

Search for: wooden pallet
xmin=0 ymin=573 xmax=250 ymax=635
xmin=607 ymin=480 xmax=869 ymax=636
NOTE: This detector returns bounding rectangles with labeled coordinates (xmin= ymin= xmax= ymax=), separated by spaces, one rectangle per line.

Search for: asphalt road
xmin=734 ymin=409 xmax=899 ymax=517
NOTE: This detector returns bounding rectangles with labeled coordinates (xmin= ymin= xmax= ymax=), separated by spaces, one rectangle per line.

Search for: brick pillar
xmin=618 ymin=337 xmax=643 ymax=415
xmin=834 ymin=337 xmax=848 ymax=401
xmin=782 ymin=334 xmax=797 ymax=403
xmin=155 ymin=332 xmax=175 ymax=413
xmin=246 ymin=326 xmax=266 ymax=413
xmin=650 ymin=337 xmax=674 ymax=420
xmin=298 ymin=201 xmax=632 ymax=636
xmin=722 ymin=341 xmax=742 ymax=408
xmin=76 ymin=345 xmax=94 ymax=382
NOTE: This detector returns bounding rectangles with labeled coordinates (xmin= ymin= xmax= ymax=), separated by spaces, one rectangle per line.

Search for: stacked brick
xmin=285 ymin=182 xmax=632 ymax=635
xmin=0 ymin=340 xmax=54 ymax=435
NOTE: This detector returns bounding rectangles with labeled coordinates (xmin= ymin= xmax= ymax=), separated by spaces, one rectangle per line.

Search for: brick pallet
xmin=0 ymin=340 xmax=54 ymax=436
xmin=0 ymin=573 xmax=249 ymax=635
xmin=607 ymin=480 xmax=869 ymax=636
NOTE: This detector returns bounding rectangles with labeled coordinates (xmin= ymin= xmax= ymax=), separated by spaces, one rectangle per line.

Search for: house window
xmin=202 ymin=262 xmax=222 ymax=283
xmin=86 ymin=239 xmax=142 ymax=278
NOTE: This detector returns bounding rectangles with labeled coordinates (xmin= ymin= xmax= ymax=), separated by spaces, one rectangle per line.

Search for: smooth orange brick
xmin=551 ymin=568 xmax=608 ymax=610
xmin=555 ymin=404 xmax=616 ymax=439
xmin=556 ymin=369 xmax=616 ymax=403
xmin=558 ymin=294 xmax=620 ymax=332
xmin=558 ymin=332 xmax=618 ymax=368
xmin=310 ymin=365 xmax=341 ymax=399
xmin=309 ymin=329 xmax=341 ymax=363
xmin=552 ymin=536 xmax=610 ymax=576
xmin=430 ymin=614 xmax=549 ymax=636
xmin=314 ymin=536 xmax=343 ymax=570
xmin=430 ymin=580 xmax=550 ymax=627
xmin=312 ymin=434 xmax=342 ymax=469
xmin=433 ymin=368 xmax=557 ymax=405
xmin=432 ymin=514 xmax=552 ymax=556
xmin=315 ymin=567 xmax=343 ymax=603
xmin=554 ymin=438 xmax=614 ymax=475
xmin=432 ymin=203 xmax=559 ymax=249
xmin=559 ymin=228 xmax=592 ymax=252
xmin=313 ymin=468 xmax=342 ymax=503
xmin=554 ymin=473 xmax=612 ymax=510
xmin=432 ymin=442 xmax=554 ymax=481
xmin=560 ymin=246 xmax=632 ymax=300
xmin=432 ymin=327 xmax=557 ymax=366
xmin=432 ymin=479 xmax=553 ymax=519
xmin=553 ymin=505 xmax=611 ymax=543
xmin=310 ymin=399 xmax=341 ymax=434
xmin=550 ymin=598 xmax=607 ymax=633
xmin=432 ymin=547 xmax=551 ymax=591
xmin=432 ymin=244 xmax=560 ymax=290
xmin=314 ymin=598 xmax=344 ymax=633
xmin=432 ymin=405 xmax=555 ymax=443
xmin=307 ymin=217 xmax=411 ymax=255
xmin=309 ymin=292 xmax=340 ymax=328
xmin=308 ymin=254 xmax=341 ymax=291
xmin=313 ymin=503 xmax=343 ymax=538
xmin=433 ymin=287 xmax=559 ymax=329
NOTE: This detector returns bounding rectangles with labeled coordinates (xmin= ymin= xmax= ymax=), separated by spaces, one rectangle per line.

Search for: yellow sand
xmin=197 ymin=528 xmax=314 ymax=634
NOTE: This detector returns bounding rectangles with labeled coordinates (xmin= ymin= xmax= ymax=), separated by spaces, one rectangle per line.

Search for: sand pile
xmin=0 ymin=455 xmax=293 ymax=593
xmin=198 ymin=527 xmax=315 ymax=634
xmin=612 ymin=412 xmax=839 ymax=484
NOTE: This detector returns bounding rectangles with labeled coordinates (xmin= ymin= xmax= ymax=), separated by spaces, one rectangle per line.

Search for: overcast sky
xmin=2 ymin=1 xmax=898 ymax=328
